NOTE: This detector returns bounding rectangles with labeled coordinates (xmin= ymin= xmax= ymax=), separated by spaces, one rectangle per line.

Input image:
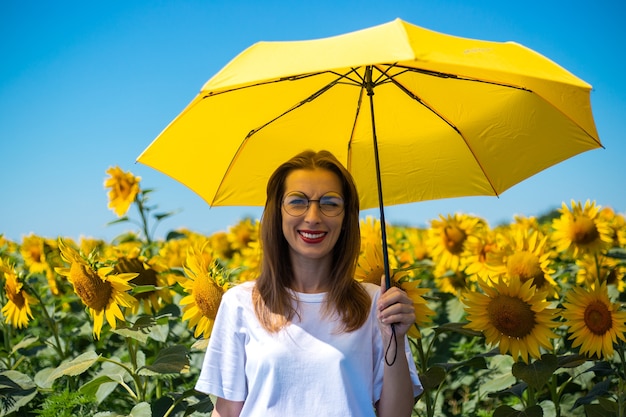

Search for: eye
xmin=284 ymin=192 xmax=308 ymax=207
xmin=319 ymin=195 xmax=342 ymax=208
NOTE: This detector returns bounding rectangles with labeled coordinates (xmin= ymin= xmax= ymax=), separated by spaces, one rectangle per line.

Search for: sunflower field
xmin=1 ymin=167 xmax=625 ymax=417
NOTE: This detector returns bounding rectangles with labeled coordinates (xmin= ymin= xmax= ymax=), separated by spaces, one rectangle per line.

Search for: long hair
xmin=252 ymin=150 xmax=370 ymax=332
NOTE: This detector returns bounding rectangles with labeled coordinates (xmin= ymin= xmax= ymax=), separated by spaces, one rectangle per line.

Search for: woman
xmin=196 ymin=150 xmax=422 ymax=417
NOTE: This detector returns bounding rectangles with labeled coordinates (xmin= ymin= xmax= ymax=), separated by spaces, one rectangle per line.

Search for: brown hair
xmin=252 ymin=149 xmax=370 ymax=332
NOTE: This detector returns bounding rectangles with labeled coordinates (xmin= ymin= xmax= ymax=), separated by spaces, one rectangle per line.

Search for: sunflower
xmin=428 ymin=213 xmax=484 ymax=273
xmin=1 ymin=259 xmax=38 ymax=329
xmin=19 ymin=234 xmax=58 ymax=294
xmin=356 ymin=234 xmax=408 ymax=286
xmin=561 ymin=280 xmax=626 ymax=359
xmin=227 ymin=218 xmax=259 ymax=253
xmin=598 ymin=206 xmax=626 ymax=248
xmin=462 ymin=227 xmax=505 ymax=281
xmin=395 ymin=226 xmax=431 ymax=268
xmin=231 ymin=240 xmax=262 ymax=282
xmin=494 ymin=228 xmax=558 ymax=297
xmin=575 ymin=254 xmax=626 ymax=293
xmin=55 ymin=239 xmax=138 ymax=339
xmin=180 ymin=243 xmax=229 ymax=338
xmin=111 ymin=245 xmax=174 ymax=314
xmin=551 ymin=200 xmax=613 ymax=258
xmin=399 ymin=280 xmax=436 ymax=339
xmin=462 ymin=276 xmax=559 ymax=363
xmin=103 ymin=166 xmax=141 ymax=217
xmin=434 ymin=267 xmax=473 ymax=294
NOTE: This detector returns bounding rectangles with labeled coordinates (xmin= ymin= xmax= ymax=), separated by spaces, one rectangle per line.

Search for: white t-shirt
xmin=195 ymin=281 xmax=422 ymax=417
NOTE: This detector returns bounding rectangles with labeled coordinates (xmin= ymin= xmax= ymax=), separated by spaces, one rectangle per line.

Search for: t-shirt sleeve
xmin=194 ymin=288 xmax=248 ymax=401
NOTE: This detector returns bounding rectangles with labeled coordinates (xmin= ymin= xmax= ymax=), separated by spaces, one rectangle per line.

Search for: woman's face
xmin=281 ymin=168 xmax=345 ymax=264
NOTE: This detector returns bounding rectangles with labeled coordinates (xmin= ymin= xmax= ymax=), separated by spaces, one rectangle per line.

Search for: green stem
xmin=616 ymin=341 xmax=626 ymax=417
xmin=29 ymin=281 xmax=66 ymax=358
xmin=126 ymin=337 xmax=147 ymax=402
xmin=135 ymin=194 xmax=153 ymax=246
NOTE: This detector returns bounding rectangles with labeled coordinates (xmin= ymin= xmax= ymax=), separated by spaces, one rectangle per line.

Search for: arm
xmin=213 ymin=397 xmax=244 ymax=417
xmin=375 ymin=275 xmax=416 ymax=417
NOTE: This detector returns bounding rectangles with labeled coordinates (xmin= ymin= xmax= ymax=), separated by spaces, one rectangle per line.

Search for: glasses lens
xmin=283 ymin=193 xmax=309 ymax=216
xmin=318 ymin=194 xmax=344 ymax=217
xmin=282 ymin=192 xmax=345 ymax=217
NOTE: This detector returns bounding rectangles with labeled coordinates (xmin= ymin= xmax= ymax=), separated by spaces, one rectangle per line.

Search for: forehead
xmin=284 ymin=168 xmax=342 ymax=195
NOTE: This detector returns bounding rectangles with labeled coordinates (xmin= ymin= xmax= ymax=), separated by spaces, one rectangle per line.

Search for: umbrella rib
xmin=243 ymin=68 xmax=364 ymax=139
xmin=211 ymin=68 xmax=367 ymax=205
xmin=379 ymin=67 xmax=502 ymax=197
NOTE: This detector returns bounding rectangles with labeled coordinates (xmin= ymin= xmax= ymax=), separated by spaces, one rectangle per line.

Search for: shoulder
xmin=222 ymin=281 xmax=255 ymax=305
xmin=358 ymin=281 xmax=381 ymax=301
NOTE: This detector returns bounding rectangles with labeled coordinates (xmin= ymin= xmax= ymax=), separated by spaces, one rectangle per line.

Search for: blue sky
xmin=2 ymin=0 xmax=625 ymax=243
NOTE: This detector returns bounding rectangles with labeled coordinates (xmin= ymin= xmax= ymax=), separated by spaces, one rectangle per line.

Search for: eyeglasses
xmin=282 ymin=192 xmax=345 ymax=217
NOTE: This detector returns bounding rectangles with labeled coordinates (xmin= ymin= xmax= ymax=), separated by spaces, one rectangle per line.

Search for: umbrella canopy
xmin=137 ymin=18 xmax=601 ymax=215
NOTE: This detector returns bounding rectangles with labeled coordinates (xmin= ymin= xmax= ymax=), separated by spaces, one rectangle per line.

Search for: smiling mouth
xmin=299 ymin=231 xmax=327 ymax=241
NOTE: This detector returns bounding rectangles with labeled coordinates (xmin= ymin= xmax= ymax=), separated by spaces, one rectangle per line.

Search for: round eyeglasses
xmin=282 ymin=192 xmax=345 ymax=217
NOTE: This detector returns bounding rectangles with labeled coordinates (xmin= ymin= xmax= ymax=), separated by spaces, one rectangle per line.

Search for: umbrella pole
xmin=365 ymin=66 xmax=392 ymax=291
xmin=367 ymin=67 xmax=398 ymax=367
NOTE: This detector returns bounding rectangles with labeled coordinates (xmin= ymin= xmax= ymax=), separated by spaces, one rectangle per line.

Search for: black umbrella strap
xmin=384 ymin=324 xmax=398 ymax=366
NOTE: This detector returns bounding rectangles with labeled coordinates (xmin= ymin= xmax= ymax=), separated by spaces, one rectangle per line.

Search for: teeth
xmin=300 ymin=231 xmax=325 ymax=239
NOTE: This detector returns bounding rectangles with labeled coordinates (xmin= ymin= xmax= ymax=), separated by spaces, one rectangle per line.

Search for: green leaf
xmin=573 ymin=379 xmax=611 ymax=409
xmin=112 ymin=327 xmax=150 ymax=344
xmin=512 ymin=354 xmax=557 ymax=390
xmin=79 ymin=375 xmax=116 ymax=398
xmin=606 ymin=247 xmax=626 ymax=259
xmin=557 ymin=354 xmax=588 ymax=369
xmin=131 ymin=285 xmax=160 ymax=295
xmin=166 ymin=230 xmax=188 ymax=240
xmin=106 ymin=216 xmax=130 ymax=226
xmin=0 ymin=370 xmax=37 ymax=416
xmin=44 ymin=351 xmax=100 ymax=385
xmin=434 ymin=322 xmax=483 ymax=338
xmin=419 ymin=366 xmax=446 ymax=390
xmin=153 ymin=210 xmax=180 ymax=221
xmin=431 ymin=356 xmax=487 ymax=373
xmin=138 ymin=345 xmax=189 ymax=375
xmin=10 ymin=336 xmax=39 ymax=355
xmin=584 ymin=403 xmax=617 ymax=417
xmin=128 ymin=402 xmax=151 ymax=417
xmin=493 ymin=404 xmax=543 ymax=417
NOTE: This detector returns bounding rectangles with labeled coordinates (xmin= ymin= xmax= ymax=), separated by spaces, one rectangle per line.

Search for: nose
xmin=304 ymin=201 xmax=323 ymax=222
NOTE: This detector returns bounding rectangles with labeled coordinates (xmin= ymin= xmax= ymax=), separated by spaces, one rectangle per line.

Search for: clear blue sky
xmin=2 ymin=0 xmax=625 ymax=242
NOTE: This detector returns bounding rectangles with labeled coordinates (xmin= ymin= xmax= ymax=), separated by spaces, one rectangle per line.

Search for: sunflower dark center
xmin=584 ymin=300 xmax=612 ymax=335
xmin=570 ymin=217 xmax=600 ymax=245
xmin=194 ymin=278 xmax=223 ymax=320
xmin=115 ymin=258 xmax=157 ymax=300
xmin=507 ymin=252 xmax=545 ymax=288
xmin=444 ymin=226 xmax=466 ymax=254
xmin=6 ymin=284 xmax=25 ymax=308
xmin=70 ymin=263 xmax=112 ymax=311
xmin=487 ymin=294 xmax=535 ymax=338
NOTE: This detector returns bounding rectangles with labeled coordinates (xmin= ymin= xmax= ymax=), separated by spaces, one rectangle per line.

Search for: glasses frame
xmin=282 ymin=191 xmax=345 ymax=217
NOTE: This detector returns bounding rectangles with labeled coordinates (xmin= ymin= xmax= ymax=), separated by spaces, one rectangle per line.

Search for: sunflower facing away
xmin=463 ymin=276 xmax=559 ymax=363
xmin=55 ymin=239 xmax=138 ymax=339
xmin=103 ymin=166 xmax=141 ymax=217
xmin=561 ymin=280 xmax=626 ymax=359
xmin=1 ymin=259 xmax=38 ymax=329
xmin=552 ymin=200 xmax=613 ymax=258
xmin=180 ymin=243 xmax=229 ymax=339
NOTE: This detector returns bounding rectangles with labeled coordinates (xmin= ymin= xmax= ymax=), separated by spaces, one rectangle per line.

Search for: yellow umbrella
xmin=137 ymin=18 xmax=601 ymax=286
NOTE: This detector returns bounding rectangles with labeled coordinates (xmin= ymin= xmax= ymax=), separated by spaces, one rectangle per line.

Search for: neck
xmin=290 ymin=255 xmax=332 ymax=293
